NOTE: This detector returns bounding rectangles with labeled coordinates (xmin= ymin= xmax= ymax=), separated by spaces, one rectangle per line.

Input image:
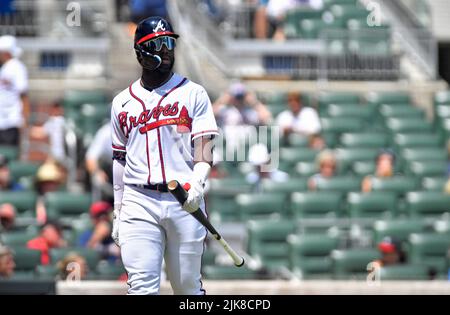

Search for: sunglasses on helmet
xmin=141 ymin=36 xmax=176 ymax=52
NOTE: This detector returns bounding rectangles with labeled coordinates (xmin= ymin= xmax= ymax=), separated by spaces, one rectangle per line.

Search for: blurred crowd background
xmin=0 ymin=0 xmax=450 ymax=286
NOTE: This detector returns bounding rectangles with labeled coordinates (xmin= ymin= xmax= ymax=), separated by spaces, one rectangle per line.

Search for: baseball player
xmin=111 ymin=17 xmax=219 ymax=295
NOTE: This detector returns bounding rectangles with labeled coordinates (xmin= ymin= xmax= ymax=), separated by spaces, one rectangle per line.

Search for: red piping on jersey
xmin=155 ymin=77 xmax=187 ymax=184
xmin=128 ymin=84 xmax=152 ymax=185
xmin=112 ymin=144 xmax=126 ymax=151
xmin=136 ymin=32 xmax=178 ymax=44
xmin=191 ymin=129 xmax=219 ymax=139
xmin=139 ymin=116 xmax=192 ymax=134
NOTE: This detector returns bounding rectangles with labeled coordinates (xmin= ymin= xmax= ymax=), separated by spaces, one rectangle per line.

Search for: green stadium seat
xmin=208 ymin=177 xmax=253 ymax=194
xmin=63 ymin=90 xmax=107 ymax=108
xmin=247 ymin=220 xmax=296 ymax=271
xmin=287 ymin=134 xmax=309 ymax=147
xmin=280 ymin=148 xmax=320 ymax=167
xmin=288 ymin=234 xmax=339 ymax=279
xmin=236 ymin=193 xmax=287 ymax=220
xmin=351 ymin=161 xmax=376 ymax=177
xmin=261 ymin=178 xmax=308 ymax=194
xmin=401 ymin=148 xmax=447 ymax=162
xmin=393 ymin=133 xmax=441 ymax=149
xmin=331 ymin=248 xmax=380 ymax=279
xmin=346 ymin=18 xmax=389 ymax=31
xmin=295 ymin=161 xmax=317 ymax=177
xmin=327 ymin=104 xmax=375 ymax=120
xmin=433 ymin=220 xmax=450 ymax=234
xmin=340 ymin=133 xmax=388 ymax=148
xmin=370 ymin=177 xmax=420 ymax=196
xmin=0 ymin=145 xmax=19 ymax=161
xmin=1 ymin=229 xmax=38 ymax=246
xmin=348 ymin=30 xmax=391 ymax=57
xmin=8 ymin=161 xmax=40 ymax=182
xmin=422 ymin=177 xmax=448 ymax=191
xmin=321 ymin=118 xmax=364 ymax=134
xmin=35 ymin=265 xmax=59 ymax=280
xmin=49 ymin=247 xmax=100 ymax=270
xmin=405 ymin=161 xmax=447 ymax=178
xmin=379 ymin=264 xmax=430 ymax=280
xmin=206 ymin=193 xmax=239 ymax=222
xmin=0 ymin=191 xmax=37 ymax=214
xmin=324 ymin=0 xmax=360 ymax=7
xmin=366 ymin=92 xmax=411 ymax=106
xmin=317 ymin=92 xmax=360 ymax=108
xmin=409 ymin=233 xmax=450 ymax=274
xmin=202 ymin=249 xmax=217 ymax=266
xmin=291 ymin=192 xmax=343 ymax=219
xmin=335 ymin=148 xmax=379 ymax=171
xmin=386 ymin=118 xmax=433 ymax=133
xmin=405 ymin=192 xmax=450 ymax=219
xmin=11 ymin=246 xmax=41 ymax=271
xmin=299 ymin=19 xmax=327 ymax=39
xmin=95 ymin=261 xmax=126 ymax=280
xmin=379 ymin=104 xmax=424 ymax=119
xmin=347 ymin=192 xmax=398 ymax=219
xmin=329 ymin=5 xmax=369 ymax=22
xmin=203 ymin=265 xmax=261 ymax=280
xmin=373 ymin=220 xmax=428 ymax=243
xmin=284 ymin=8 xmax=325 ymax=38
xmin=314 ymin=176 xmax=361 ymax=193
xmin=434 ymin=90 xmax=450 ymax=105
xmin=44 ymin=192 xmax=92 ymax=220
xmin=436 ymin=104 xmax=450 ymax=120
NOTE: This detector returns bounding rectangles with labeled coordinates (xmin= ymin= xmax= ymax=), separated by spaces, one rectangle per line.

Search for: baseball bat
xmin=167 ymin=180 xmax=245 ymax=267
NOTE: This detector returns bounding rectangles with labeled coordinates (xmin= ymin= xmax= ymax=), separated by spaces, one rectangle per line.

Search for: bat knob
xmin=235 ymin=258 xmax=245 ymax=268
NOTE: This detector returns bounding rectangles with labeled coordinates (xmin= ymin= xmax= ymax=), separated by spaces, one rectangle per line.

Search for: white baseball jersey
xmin=111 ymin=73 xmax=219 ymax=185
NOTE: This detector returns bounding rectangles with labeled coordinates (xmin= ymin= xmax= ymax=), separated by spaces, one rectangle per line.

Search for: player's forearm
xmin=113 ymin=159 xmax=126 ymax=210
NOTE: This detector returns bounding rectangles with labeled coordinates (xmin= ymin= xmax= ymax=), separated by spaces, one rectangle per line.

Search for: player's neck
xmin=141 ymin=71 xmax=174 ymax=91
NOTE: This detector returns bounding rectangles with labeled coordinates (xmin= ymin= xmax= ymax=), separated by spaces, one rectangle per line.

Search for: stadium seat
xmin=386 ymin=118 xmax=433 ymax=133
xmin=331 ymin=248 xmax=380 ymax=279
xmin=11 ymin=247 xmax=41 ymax=272
xmin=291 ymin=192 xmax=343 ymax=219
xmin=8 ymin=161 xmax=40 ymax=182
xmin=405 ymin=160 xmax=447 ymax=178
xmin=340 ymin=133 xmax=388 ymax=148
xmin=35 ymin=265 xmax=59 ymax=280
xmin=434 ymin=90 xmax=450 ymax=105
xmin=366 ymin=91 xmax=411 ymax=106
xmin=1 ymin=229 xmax=38 ymax=246
xmin=206 ymin=193 xmax=239 ymax=222
xmin=44 ymin=192 xmax=92 ymax=220
xmin=321 ymin=118 xmax=364 ymax=134
xmin=379 ymin=264 xmax=430 ymax=280
xmin=335 ymin=148 xmax=379 ymax=171
xmin=236 ymin=193 xmax=287 ymax=220
xmin=95 ymin=261 xmax=126 ymax=280
xmin=0 ymin=145 xmax=19 ymax=161
xmin=351 ymin=161 xmax=376 ymax=177
xmin=370 ymin=177 xmax=420 ymax=196
xmin=373 ymin=220 xmax=428 ymax=243
xmin=49 ymin=247 xmax=100 ymax=270
xmin=208 ymin=177 xmax=253 ymax=194
xmin=287 ymin=134 xmax=309 ymax=147
xmin=203 ymin=265 xmax=261 ymax=280
xmin=329 ymin=5 xmax=369 ymax=22
xmin=347 ymin=192 xmax=398 ymax=219
xmin=393 ymin=133 xmax=442 ymax=149
xmin=401 ymin=148 xmax=447 ymax=162
xmin=433 ymin=220 xmax=450 ymax=234
xmin=405 ymin=192 xmax=450 ymax=219
xmin=314 ymin=176 xmax=361 ymax=194
xmin=317 ymin=92 xmax=360 ymax=108
xmin=379 ymin=104 xmax=424 ymax=119
xmin=0 ymin=191 xmax=38 ymax=214
xmin=295 ymin=161 xmax=318 ymax=177
xmin=422 ymin=177 xmax=448 ymax=191
xmin=261 ymin=178 xmax=308 ymax=194
xmin=409 ymin=233 xmax=450 ymax=274
xmin=63 ymin=90 xmax=107 ymax=109
xmin=326 ymin=104 xmax=375 ymax=120
xmin=246 ymin=220 xmax=296 ymax=271
xmin=280 ymin=147 xmax=320 ymax=165
xmin=288 ymin=234 xmax=339 ymax=279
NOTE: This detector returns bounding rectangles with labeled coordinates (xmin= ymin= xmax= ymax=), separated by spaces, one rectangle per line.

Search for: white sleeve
xmin=276 ymin=111 xmax=291 ymax=129
xmin=295 ymin=108 xmax=322 ymax=135
xmin=13 ymin=62 xmax=28 ymax=94
xmin=191 ymin=88 xmax=219 ymax=141
xmin=111 ymin=101 xmax=128 ymax=152
xmin=86 ymin=124 xmax=110 ymax=160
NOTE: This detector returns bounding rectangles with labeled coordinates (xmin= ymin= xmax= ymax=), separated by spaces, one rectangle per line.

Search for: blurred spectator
xmin=0 ymin=154 xmax=23 ymax=191
xmin=0 ymin=244 xmax=15 ymax=279
xmin=266 ymin=0 xmax=324 ymax=40
xmin=246 ymin=143 xmax=288 ymax=191
xmin=85 ymin=122 xmax=113 ymax=202
xmin=0 ymin=203 xmax=16 ymax=232
xmin=30 ymin=102 xmax=67 ymax=166
xmin=57 ymin=252 xmax=88 ymax=281
xmin=308 ymin=149 xmax=337 ymax=190
xmin=78 ymin=201 xmax=119 ymax=261
xmin=34 ymin=160 xmax=65 ymax=224
xmin=362 ymin=149 xmax=396 ymax=193
xmin=308 ymin=133 xmax=326 ymax=150
xmin=27 ymin=220 xmax=67 ymax=265
xmin=253 ymin=0 xmax=270 ymax=39
xmin=374 ymin=237 xmax=406 ymax=267
xmin=0 ymin=35 xmax=30 ymax=146
xmin=276 ymin=91 xmax=321 ymax=138
xmin=214 ymin=82 xmax=272 ymax=155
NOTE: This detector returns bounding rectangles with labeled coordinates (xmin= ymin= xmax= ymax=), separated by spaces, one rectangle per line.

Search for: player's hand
xmin=111 ymin=206 xmax=120 ymax=246
xmin=182 ymin=179 xmax=204 ymax=213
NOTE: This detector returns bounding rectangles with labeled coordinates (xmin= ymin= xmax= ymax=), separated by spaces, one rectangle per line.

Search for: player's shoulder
xmin=176 ymin=73 xmax=207 ymax=95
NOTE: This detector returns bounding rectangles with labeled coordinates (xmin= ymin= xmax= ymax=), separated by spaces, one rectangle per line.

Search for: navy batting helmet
xmin=134 ymin=17 xmax=179 ymax=70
